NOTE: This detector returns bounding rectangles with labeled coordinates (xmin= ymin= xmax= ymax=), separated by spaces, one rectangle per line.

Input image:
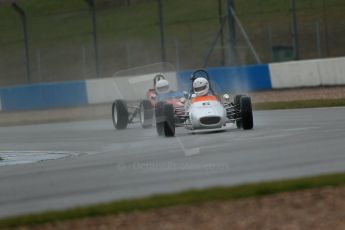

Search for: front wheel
xmin=234 ymin=94 xmax=244 ymax=107
xmin=155 ymin=101 xmax=164 ymax=136
xmin=112 ymin=99 xmax=129 ymax=130
xmin=163 ymin=103 xmax=175 ymax=137
xmin=240 ymin=96 xmax=253 ymax=130
xmin=236 ymin=119 xmax=243 ymax=129
xmin=155 ymin=102 xmax=175 ymax=137
xmin=234 ymin=94 xmax=244 ymax=129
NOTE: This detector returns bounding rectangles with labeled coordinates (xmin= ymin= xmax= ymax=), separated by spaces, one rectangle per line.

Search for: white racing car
xmin=155 ymin=69 xmax=254 ymax=137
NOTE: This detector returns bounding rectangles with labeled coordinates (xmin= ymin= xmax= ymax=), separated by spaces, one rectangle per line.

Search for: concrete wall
xmin=86 ymin=72 xmax=178 ymax=104
xmin=0 ymin=57 xmax=344 ymax=111
xmin=269 ymin=56 xmax=345 ymax=89
xmin=318 ymin=57 xmax=345 ymax=85
xmin=86 ymin=78 xmax=123 ymax=104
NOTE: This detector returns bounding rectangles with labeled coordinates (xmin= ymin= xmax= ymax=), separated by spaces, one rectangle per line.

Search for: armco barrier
xmin=177 ymin=64 xmax=272 ymax=93
xmin=86 ymin=78 xmax=123 ymax=104
xmin=0 ymin=81 xmax=88 ymax=111
xmin=269 ymin=59 xmax=321 ymax=88
xmin=269 ymin=56 xmax=345 ymax=89
xmin=1 ymin=57 xmax=344 ymax=112
xmin=318 ymin=57 xmax=345 ymax=85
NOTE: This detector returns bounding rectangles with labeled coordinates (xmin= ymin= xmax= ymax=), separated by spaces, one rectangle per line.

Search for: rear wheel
xmin=140 ymin=100 xmax=153 ymax=128
xmin=112 ymin=100 xmax=129 ymax=130
xmin=240 ymin=96 xmax=253 ymax=130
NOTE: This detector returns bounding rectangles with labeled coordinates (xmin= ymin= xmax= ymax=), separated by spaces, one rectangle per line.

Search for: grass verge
xmin=253 ymin=98 xmax=345 ymax=110
xmin=1 ymin=172 xmax=345 ymax=229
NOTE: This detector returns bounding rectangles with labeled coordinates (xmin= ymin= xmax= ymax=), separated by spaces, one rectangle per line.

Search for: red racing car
xmin=112 ymin=74 xmax=185 ymax=130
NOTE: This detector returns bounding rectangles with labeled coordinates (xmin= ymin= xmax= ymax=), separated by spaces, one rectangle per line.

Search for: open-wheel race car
xmin=155 ymin=69 xmax=254 ymax=137
xmin=111 ymin=73 xmax=185 ymax=130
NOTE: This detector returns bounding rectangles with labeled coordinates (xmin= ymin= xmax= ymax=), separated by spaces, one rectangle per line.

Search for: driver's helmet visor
xmin=157 ymin=85 xmax=169 ymax=93
xmin=194 ymin=85 xmax=207 ymax=92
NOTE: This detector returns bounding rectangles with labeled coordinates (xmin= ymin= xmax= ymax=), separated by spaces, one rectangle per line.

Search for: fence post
xmin=175 ymin=39 xmax=180 ymax=71
xmin=84 ymin=0 xmax=100 ymax=78
xmin=315 ymin=21 xmax=322 ymax=58
xmin=126 ymin=42 xmax=131 ymax=68
xmin=218 ymin=0 xmax=225 ymax=66
xmin=267 ymin=26 xmax=273 ymax=61
xmin=322 ymin=0 xmax=330 ymax=57
xmin=12 ymin=3 xmax=31 ymax=84
xmin=81 ymin=45 xmax=87 ymax=78
xmin=157 ymin=0 xmax=166 ymax=63
xmin=227 ymin=0 xmax=237 ymax=65
xmin=230 ymin=7 xmax=261 ymax=64
xmin=291 ymin=0 xmax=299 ymax=60
xmin=36 ymin=49 xmax=41 ymax=82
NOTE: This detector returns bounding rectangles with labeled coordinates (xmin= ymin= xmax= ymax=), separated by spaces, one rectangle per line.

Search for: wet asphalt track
xmin=0 ymin=107 xmax=345 ymax=218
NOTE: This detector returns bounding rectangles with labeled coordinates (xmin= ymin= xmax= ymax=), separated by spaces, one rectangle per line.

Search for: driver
xmin=153 ymin=73 xmax=165 ymax=90
xmin=192 ymin=77 xmax=210 ymax=97
xmin=155 ymin=79 xmax=170 ymax=95
xmin=155 ymin=79 xmax=184 ymax=102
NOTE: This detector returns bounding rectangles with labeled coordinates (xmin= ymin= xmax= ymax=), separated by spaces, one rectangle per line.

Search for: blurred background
xmin=0 ymin=0 xmax=344 ymax=86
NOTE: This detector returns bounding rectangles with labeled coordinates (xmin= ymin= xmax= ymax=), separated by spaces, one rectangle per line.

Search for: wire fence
xmin=0 ymin=0 xmax=344 ymax=86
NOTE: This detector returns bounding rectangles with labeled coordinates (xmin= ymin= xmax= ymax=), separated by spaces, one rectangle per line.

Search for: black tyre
xmin=234 ymin=94 xmax=244 ymax=106
xmin=236 ymin=118 xmax=243 ymax=129
xmin=240 ymin=96 xmax=253 ymax=130
xmin=163 ymin=103 xmax=175 ymax=137
xmin=112 ymin=99 xmax=129 ymax=130
xmin=140 ymin=100 xmax=153 ymax=128
xmin=234 ymin=94 xmax=244 ymax=129
xmin=155 ymin=101 xmax=164 ymax=136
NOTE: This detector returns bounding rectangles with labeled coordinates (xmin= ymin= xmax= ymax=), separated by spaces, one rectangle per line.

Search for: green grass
xmin=253 ymin=98 xmax=345 ymax=110
xmin=0 ymin=172 xmax=345 ymax=228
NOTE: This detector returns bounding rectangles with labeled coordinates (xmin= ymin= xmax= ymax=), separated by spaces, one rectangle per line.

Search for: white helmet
xmin=193 ymin=77 xmax=209 ymax=96
xmin=155 ymin=79 xmax=170 ymax=94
